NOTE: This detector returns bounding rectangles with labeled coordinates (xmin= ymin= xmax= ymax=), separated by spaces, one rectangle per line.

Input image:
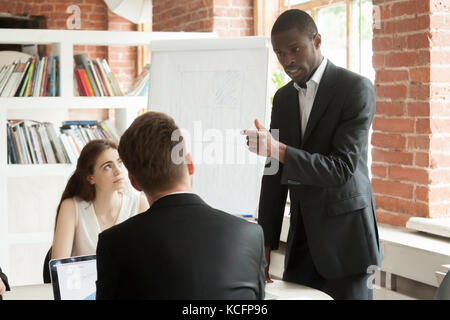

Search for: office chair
xmin=43 ymin=247 xmax=52 ymax=284
xmin=435 ymin=270 xmax=450 ymax=300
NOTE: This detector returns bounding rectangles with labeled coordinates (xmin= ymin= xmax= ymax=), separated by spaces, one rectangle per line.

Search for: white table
xmin=3 ymin=280 xmax=332 ymax=300
xmin=265 ymin=279 xmax=332 ymax=300
xmin=3 ymin=284 xmax=53 ymax=300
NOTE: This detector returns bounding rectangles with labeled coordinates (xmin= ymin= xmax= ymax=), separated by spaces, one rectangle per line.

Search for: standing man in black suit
xmin=242 ymin=9 xmax=382 ymax=300
xmin=96 ymin=112 xmax=266 ymax=300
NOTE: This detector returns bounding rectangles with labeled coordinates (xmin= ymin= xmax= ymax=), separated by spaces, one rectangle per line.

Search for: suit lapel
xmin=301 ymin=60 xmax=337 ymax=148
xmin=284 ymin=83 xmax=302 ymax=148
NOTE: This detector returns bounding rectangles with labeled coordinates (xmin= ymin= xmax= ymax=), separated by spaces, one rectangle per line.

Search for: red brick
xmin=385 ymin=52 xmax=419 ymax=68
xmin=213 ymin=7 xmax=240 ymax=17
xmin=372 ymin=36 xmax=393 ymax=52
xmin=391 ymin=0 xmax=430 ymax=17
xmin=375 ymin=210 xmax=411 ymax=227
xmin=371 ymin=132 xmax=406 ymax=150
xmin=375 ymin=84 xmax=407 ymax=100
xmin=391 ymin=15 xmax=430 ymax=34
xmin=371 ymin=164 xmax=388 ymax=178
xmin=388 ymin=166 xmax=430 ymax=184
xmin=408 ymin=84 xmax=430 ymax=100
xmin=240 ymin=7 xmax=253 ymax=18
xmin=376 ymin=101 xmax=406 ymax=116
xmin=232 ymin=0 xmax=252 ymax=6
xmin=372 ymin=148 xmax=414 ymax=165
xmin=392 ymin=34 xmax=408 ymax=50
xmin=416 ymin=50 xmax=431 ymax=66
xmin=416 ymin=119 xmax=431 ymax=134
xmin=415 ymin=186 xmax=429 ymax=202
xmin=372 ymin=117 xmax=414 ymax=133
xmin=407 ymin=102 xmax=430 ymax=117
xmin=372 ymin=54 xmax=385 ymax=69
xmin=374 ymin=195 xmax=429 ymax=217
xmin=407 ymin=135 xmax=431 ymax=151
xmin=410 ymin=68 xmax=430 ymax=82
xmin=408 ymin=33 xmax=431 ymax=49
xmin=214 ymin=0 xmax=231 ymax=5
xmin=372 ymin=178 xmax=414 ymax=199
xmin=375 ymin=69 xmax=409 ymax=82
xmin=415 ymin=152 xmax=430 ymax=167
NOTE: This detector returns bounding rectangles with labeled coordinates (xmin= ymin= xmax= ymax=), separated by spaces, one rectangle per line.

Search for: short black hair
xmin=271 ymin=9 xmax=318 ymax=39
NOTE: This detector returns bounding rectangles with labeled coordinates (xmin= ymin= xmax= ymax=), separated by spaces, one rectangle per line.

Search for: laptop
xmin=49 ymin=254 xmax=97 ymax=300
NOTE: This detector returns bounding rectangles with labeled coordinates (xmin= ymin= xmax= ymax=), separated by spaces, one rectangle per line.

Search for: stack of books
xmin=60 ymin=120 xmax=120 ymax=163
xmin=125 ymin=64 xmax=150 ymax=96
xmin=0 ymin=56 xmax=59 ymax=97
xmin=7 ymin=120 xmax=69 ymax=164
xmin=7 ymin=119 xmax=120 ymax=165
xmin=74 ymin=54 xmax=123 ymax=96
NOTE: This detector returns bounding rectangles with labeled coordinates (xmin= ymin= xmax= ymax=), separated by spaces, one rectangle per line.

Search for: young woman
xmin=51 ymin=139 xmax=149 ymax=259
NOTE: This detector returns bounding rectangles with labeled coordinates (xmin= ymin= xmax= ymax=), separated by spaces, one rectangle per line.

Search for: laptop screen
xmin=49 ymin=255 xmax=97 ymax=300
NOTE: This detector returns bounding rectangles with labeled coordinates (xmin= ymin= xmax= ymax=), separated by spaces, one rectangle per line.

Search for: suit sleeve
xmin=281 ymin=77 xmax=375 ymax=187
xmin=256 ymin=225 xmax=266 ymax=300
xmin=257 ymin=90 xmax=289 ymax=250
xmin=96 ymin=232 xmax=118 ymax=300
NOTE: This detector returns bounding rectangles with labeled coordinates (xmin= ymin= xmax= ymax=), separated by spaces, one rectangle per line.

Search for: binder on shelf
xmin=0 ymin=63 xmax=15 ymax=95
xmin=88 ymin=60 xmax=104 ymax=97
xmin=55 ymin=56 xmax=60 ymax=97
xmin=12 ymin=59 xmax=31 ymax=97
xmin=74 ymin=53 xmax=101 ymax=96
xmin=101 ymin=59 xmax=123 ymax=96
xmin=94 ymin=58 xmax=114 ymax=96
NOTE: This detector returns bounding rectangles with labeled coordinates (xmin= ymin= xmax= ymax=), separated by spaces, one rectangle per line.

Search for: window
xmin=317 ymin=3 xmax=347 ymax=69
xmin=280 ymin=0 xmax=375 ymax=82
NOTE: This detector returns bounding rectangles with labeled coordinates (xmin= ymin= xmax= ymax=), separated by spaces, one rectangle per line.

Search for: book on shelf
xmin=7 ymin=119 xmax=120 ymax=165
xmin=0 ymin=56 xmax=59 ymax=97
xmin=74 ymin=54 xmax=123 ymax=97
xmin=125 ymin=64 xmax=150 ymax=96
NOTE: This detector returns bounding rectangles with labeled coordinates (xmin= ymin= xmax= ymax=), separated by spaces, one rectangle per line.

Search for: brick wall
xmin=153 ymin=0 xmax=253 ymax=37
xmin=371 ymin=0 xmax=450 ymax=226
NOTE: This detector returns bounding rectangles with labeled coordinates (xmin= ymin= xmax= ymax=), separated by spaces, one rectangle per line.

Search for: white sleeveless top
xmin=71 ymin=187 xmax=141 ymax=257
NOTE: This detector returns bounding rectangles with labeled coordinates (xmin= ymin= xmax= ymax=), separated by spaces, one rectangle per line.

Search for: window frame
xmin=280 ymin=0 xmax=351 ymax=69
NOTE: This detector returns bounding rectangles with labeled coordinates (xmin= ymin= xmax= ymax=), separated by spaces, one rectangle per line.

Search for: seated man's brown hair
xmin=118 ymin=112 xmax=186 ymax=194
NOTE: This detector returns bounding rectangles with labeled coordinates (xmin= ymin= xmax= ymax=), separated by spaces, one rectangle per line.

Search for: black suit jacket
xmin=258 ymin=60 xmax=382 ymax=280
xmin=96 ymin=193 xmax=266 ymax=299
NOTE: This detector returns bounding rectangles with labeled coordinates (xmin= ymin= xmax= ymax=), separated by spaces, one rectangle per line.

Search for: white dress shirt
xmin=293 ymin=57 xmax=328 ymax=138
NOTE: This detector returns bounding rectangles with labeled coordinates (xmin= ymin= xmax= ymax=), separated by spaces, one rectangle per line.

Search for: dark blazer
xmin=0 ymin=267 xmax=10 ymax=300
xmin=258 ymin=60 xmax=382 ymax=280
xmin=96 ymin=193 xmax=266 ymax=299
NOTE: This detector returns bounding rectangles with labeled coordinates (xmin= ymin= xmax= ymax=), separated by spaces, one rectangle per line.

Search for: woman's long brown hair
xmin=54 ymin=139 xmax=118 ymax=231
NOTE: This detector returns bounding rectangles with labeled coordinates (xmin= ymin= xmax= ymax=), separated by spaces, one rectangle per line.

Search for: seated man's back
xmin=96 ymin=193 xmax=266 ymax=299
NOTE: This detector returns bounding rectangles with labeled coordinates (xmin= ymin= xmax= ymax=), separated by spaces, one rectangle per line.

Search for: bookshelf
xmin=0 ymin=28 xmax=215 ymax=286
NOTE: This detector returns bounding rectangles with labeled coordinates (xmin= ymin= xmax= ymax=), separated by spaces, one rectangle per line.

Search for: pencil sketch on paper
xmin=180 ymin=70 xmax=243 ymax=110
